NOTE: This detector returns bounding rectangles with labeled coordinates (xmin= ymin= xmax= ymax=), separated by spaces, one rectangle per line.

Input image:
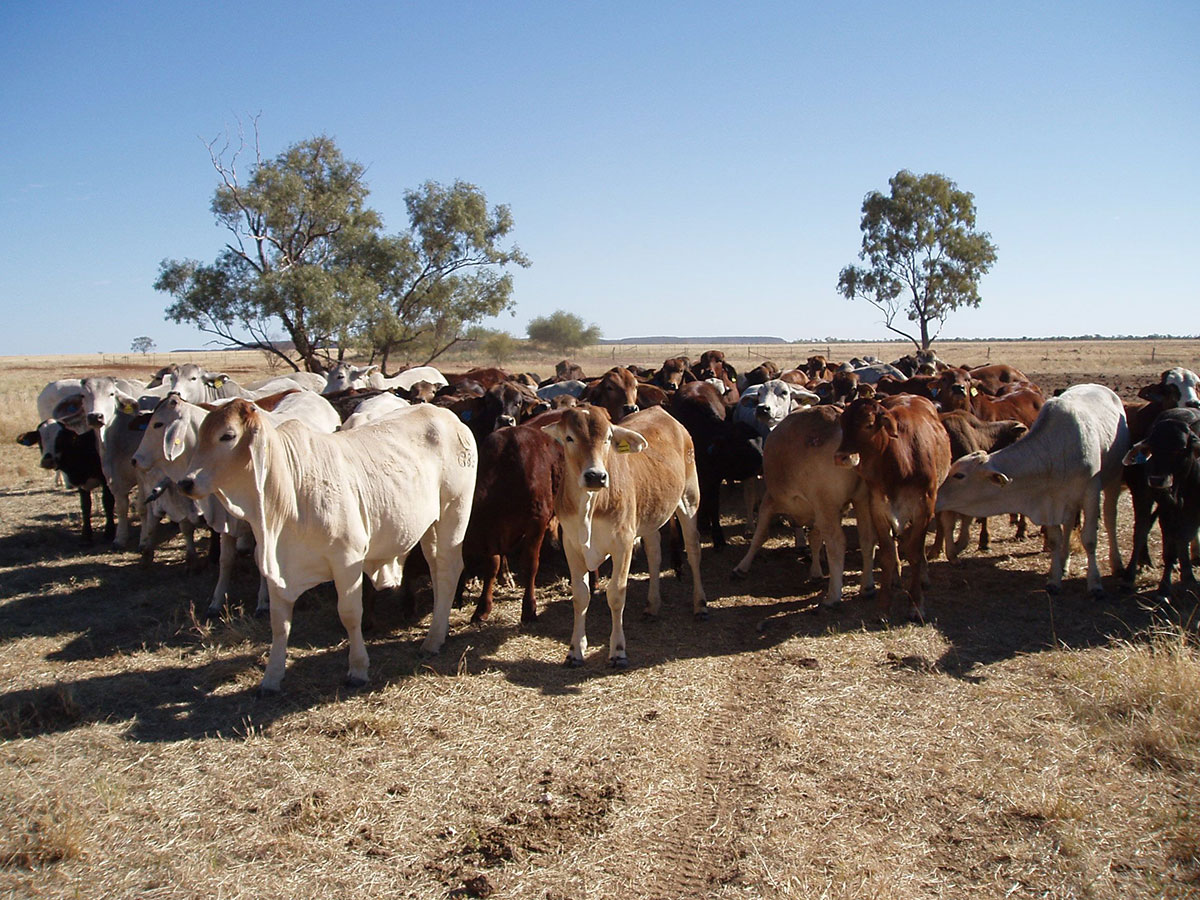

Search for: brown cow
xmin=651 ymin=356 xmax=693 ymax=391
xmin=580 ymin=367 xmax=641 ymax=422
xmin=969 ymin=364 xmax=1031 ymax=395
xmin=460 ymin=424 xmax=564 ymax=624
xmin=732 ymin=405 xmax=876 ymax=605
xmin=835 ymin=395 xmax=951 ymax=621
xmin=542 ymin=406 xmax=707 ymax=667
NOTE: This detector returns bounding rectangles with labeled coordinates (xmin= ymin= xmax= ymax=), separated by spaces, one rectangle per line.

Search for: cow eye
xmin=153 ymin=422 xmax=163 ymax=429
xmin=219 ymin=431 xmax=236 ymax=442
xmin=564 ymin=435 xmax=574 ymax=443
xmin=953 ymin=472 xmax=965 ymax=480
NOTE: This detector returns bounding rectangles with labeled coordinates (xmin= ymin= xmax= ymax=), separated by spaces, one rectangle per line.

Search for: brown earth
xmin=0 ymin=342 xmax=1198 ymax=899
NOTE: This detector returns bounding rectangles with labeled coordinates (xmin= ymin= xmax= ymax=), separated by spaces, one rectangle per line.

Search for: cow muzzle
xmin=582 ymin=468 xmax=608 ymax=490
xmin=621 ymin=404 xmax=639 ymax=418
xmin=40 ymin=454 xmax=55 ymax=469
xmin=834 ymin=451 xmax=860 ymax=468
xmin=177 ymin=477 xmax=197 ymax=497
xmin=86 ymin=413 xmax=104 ymax=428
xmin=496 ymin=415 xmax=517 ymax=429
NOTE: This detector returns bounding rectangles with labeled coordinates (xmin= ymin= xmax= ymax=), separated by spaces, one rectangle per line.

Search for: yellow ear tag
xmin=121 ymin=401 xmax=138 ymax=414
xmin=213 ymin=378 xmax=226 ymax=388
xmin=172 ymin=438 xmax=183 ymax=447
xmin=970 ymin=386 xmax=978 ymax=396
xmin=616 ymin=439 xmax=632 ymax=453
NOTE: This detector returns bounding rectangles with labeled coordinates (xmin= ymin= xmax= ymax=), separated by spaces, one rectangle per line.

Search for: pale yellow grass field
xmin=0 ymin=341 xmax=1197 ymax=899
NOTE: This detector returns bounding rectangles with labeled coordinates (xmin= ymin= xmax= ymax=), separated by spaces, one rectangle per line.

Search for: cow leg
xmin=333 ymin=565 xmax=369 ymax=687
xmin=182 ymin=520 xmax=203 ymax=572
xmin=904 ymin=502 xmax=935 ymax=622
xmin=701 ymin=471 xmax=725 ymax=551
xmin=676 ymin=505 xmax=707 ymax=616
xmin=260 ymin=584 xmax=295 ymax=693
xmin=101 ymin=484 xmax=116 ymax=542
xmin=742 ymin=477 xmax=762 ymax=534
xmin=731 ymin=492 xmax=777 ymax=577
xmin=1102 ymin=478 xmax=1123 ymax=578
xmin=1122 ymin=474 xmax=1153 ymax=583
xmin=807 ymin=524 xmax=825 ymax=579
xmin=643 ymin=528 xmax=663 ymax=618
xmin=471 ymin=554 xmax=501 ymax=623
xmin=1045 ymin=525 xmax=1069 ymax=594
xmin=869 ymin=495 xmax=899 ymax=619
xmin=1156 ymin=525 xmax=1178 ymax=602
xmin=112 ymin=488 xmax=132 ymax=549
xmin=1081 ymin=484 xmax=1104 ymax=598
xmin=976 ymin=516 xmax=989 ymax=552
xmin=563 ymin=542 xmax=592 ymax=665
xmin=138 ymin=511 xmax=158 ymax=566
xmin=605 ymin=544 xmax=634 ymax=667
xmin=255 ymin=576 xmax=270 ymax=616
xmin=852 ymin=492 xmax=878 ymax=598
xmin=1012 ymin=513 xmax=1027 ymax=541
xmin=519 ymin=530 xmax=545 ymax=624
xmin=815 ymin=514 xmax=846 ymax=606
xmin=77 ymin=488 xmax=94 ymax=542
xmin=206 ymin=532 xmax=237 ymax=618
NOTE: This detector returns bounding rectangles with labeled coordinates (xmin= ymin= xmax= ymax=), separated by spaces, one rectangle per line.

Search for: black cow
xmin=1123 ymin=408 xmax=1200 ymax=600
xmin=17 ymin=420 xmax=115 ymax=542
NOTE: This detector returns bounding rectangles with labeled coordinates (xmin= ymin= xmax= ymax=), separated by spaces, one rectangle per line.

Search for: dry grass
xmin=1 ymin=341 xmax=1199 ymax=898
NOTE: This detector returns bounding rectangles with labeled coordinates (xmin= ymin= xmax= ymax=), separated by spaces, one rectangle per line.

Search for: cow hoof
xmin=564 ymin=654 xmax=584 ymax=668
xmin=1045 ymin=583 xmax=1062 ymax=596
xmin=1088 ymin=587 xmax=1107 ymax=602
xmin=256 ymin=684 xmax=281 ymax=699
xmin=694 ymin=608 xmax=710 ymax=621
xmin=730 ymin=567 xmax=748 ymax=580
xmin=344 ymin=675 xmax=368 ymax=689
xmin=861 ymin=586 xmax=878 ymax=599
xmin=202 ymin=606 xmax=222 ymax=622
xmin=609 ymin=656 xmax=630 ymax=669
xmin=255 ymin=607 xmax=270 ymax=619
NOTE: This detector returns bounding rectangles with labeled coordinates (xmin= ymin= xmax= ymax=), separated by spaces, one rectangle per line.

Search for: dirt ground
xmin=1 ymin=343 xmax=1198 ymax=899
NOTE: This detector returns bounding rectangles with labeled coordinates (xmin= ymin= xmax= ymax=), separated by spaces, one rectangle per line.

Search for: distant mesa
xmin=600 ymin=335 xmax=789 ymax=345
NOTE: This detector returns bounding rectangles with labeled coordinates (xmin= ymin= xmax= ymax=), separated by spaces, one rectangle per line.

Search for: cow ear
xmin=881 ymin=413 xmax=899 ymax=439
xmin=541 ymin=422 xmax=564 ymax=444
xmin=163 ymin=420 xmax=188 ymax=461
xmin=16 ymin=431 xmax=38 ymax=446
xmin=117 ymin=392 xmax=140 ymax=415
xmin=1123 ymin=441 xmax=1149 ymax=466
xmin=249 ymin=424 xmax=268 ymax=496
xmin=611 ymin=425 xmax=648 ymax=454
xmin=206 ymin=373 xmax=229 ymax=388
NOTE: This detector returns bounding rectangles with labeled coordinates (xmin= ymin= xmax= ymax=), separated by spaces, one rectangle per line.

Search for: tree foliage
xmin=130 ymin=336 xmax=155 ymax=355
xmin=526 ymin=310 xmax=601 ymax=354
xmin=837 ymin=170 xmax=997 ymax=350
xmin=156 ymin=123 xmax=527 ymax=372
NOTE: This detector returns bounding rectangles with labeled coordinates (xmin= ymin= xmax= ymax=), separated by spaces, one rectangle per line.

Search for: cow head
xmin=585 ymin=367 xmax=640 ymax=423
xmin=1123 ymin=412 xmax=1200 ymax=491
xmin=834 ymin=398 xmax=898 ymax=468
xmin=542 ymin=406 xmax=647 ymax=492
xmin=1139 ymin=368 xmax=1200 ymax=410
xmin=17 ymin=419 xmax=66 ymax=469
xmin=934 ymin=451 xmax=1012 ymax=517
xmin=323 ymin=363 xmax=379 ymax=395
xmin=78 ymin=376 xmax=139 ymax=432
xmin=133 ymin=393 xmax=201 ymax=475
xmin=179 ymin=399 xmax=262 ymax=501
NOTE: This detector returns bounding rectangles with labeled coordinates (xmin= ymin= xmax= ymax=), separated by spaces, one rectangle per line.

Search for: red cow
xmin=968 ymin=364 xmax=1032 ymax=395
xmin=580 ymin=367 xmax=641 ymax=422
xmin=835 ymin=395 xmax=951 ymax=621
xmin=460 ymin=424 xmax=564 ymax=624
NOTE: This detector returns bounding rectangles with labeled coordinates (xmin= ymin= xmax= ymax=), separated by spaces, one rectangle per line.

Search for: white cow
xmin=133 ymin=390 xmax=341 ymax=616
xmin=934 ymin=383 xmax=1129 ymax=597
xmin=732 ymin=379 xmax=821 ymax=438
xmin=338 ymin=393 xmax=411 ymax=431
xmin=1139 ymin=367 xmax=1200 ymax=410
xmin=179 ymin=400 xmax=476 ymax=692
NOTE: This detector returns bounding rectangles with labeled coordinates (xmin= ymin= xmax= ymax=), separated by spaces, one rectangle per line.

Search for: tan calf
xmin=543 ymin=406 xmax=706 ymax=666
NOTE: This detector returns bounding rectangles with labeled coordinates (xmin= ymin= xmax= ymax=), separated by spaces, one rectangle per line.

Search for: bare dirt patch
xmin=1 ymin=343 xmax=1198 ymax=898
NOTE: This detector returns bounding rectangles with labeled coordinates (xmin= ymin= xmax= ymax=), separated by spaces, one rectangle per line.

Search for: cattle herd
xmin=15 ymin=353 xmax=1200 ymax=694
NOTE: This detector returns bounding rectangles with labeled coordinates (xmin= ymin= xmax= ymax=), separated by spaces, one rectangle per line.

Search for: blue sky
xmin=1 ymin=1 xmax=1196 ymax=355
